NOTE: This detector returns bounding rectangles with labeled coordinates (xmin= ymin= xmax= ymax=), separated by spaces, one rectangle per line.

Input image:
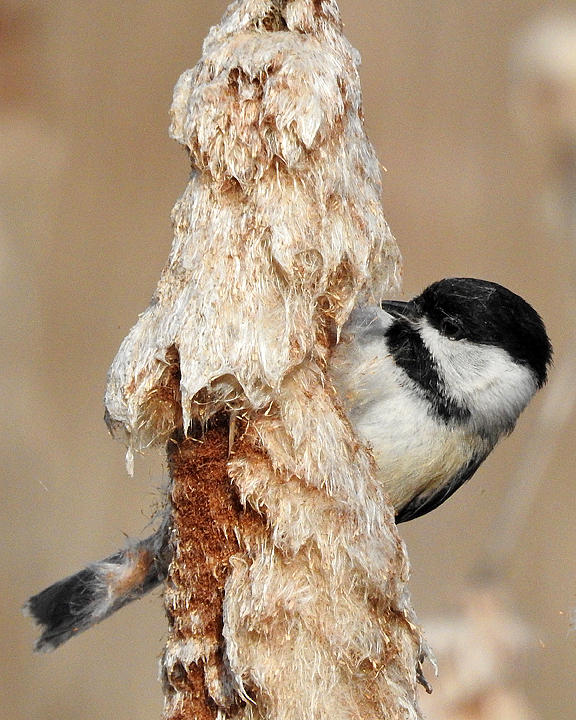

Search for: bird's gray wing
xmin=394 ymin=454 xmax=486 ymax=524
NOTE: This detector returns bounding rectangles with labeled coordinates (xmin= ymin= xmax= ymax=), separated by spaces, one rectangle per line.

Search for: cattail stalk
xmin=105 ymin=1 xmax=424 ymax=718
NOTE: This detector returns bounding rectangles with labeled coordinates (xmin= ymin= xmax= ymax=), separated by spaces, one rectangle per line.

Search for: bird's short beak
xmin=380 ymin=299 xmax=420 ymax=322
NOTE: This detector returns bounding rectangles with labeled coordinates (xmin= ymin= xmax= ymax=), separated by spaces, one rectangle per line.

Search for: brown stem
xmin=162 ymin=418 xmax=247 ymax=719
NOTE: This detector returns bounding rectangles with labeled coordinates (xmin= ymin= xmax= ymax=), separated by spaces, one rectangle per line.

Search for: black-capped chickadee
xmin=25 ymin=277 xmax=552 ymax=652
xmin=331 ymin=276 xmax=551 ymax=523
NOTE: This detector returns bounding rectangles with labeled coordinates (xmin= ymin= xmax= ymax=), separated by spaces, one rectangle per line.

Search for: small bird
xmin=25 ymin=277 xmax=551 ymax=652
xmin=331 ymin=276 xmax=551 ymax=523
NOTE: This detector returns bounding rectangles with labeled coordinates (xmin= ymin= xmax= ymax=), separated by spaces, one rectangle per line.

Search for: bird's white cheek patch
xmin=419 ymin=320 xmax=537 ymax=433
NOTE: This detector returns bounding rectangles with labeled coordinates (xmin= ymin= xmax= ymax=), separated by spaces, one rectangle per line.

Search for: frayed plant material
xmin=104 ymin=0 xmax=401 ymax=453
xmin=104 ymin=1 xmax=424 ymax=719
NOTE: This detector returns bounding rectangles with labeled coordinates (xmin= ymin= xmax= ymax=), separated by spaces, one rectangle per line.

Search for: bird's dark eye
xmin=439 ymin=317 xmax=464 ymax=340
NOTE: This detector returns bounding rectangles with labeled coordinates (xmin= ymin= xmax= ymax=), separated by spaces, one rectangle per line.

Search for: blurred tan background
xmin=3 ymin=1 xmax=576 ymax=718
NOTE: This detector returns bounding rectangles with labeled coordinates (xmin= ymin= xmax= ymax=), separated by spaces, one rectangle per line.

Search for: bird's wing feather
xmin=395 ymin=454 xmax=486 ymax=524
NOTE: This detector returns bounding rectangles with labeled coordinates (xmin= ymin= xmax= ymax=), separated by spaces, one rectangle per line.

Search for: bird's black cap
xmin=415 ymin=278 xmax=552 ymax=387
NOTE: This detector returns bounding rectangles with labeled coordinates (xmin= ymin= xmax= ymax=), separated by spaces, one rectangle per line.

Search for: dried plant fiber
xmin=104 ymin=1 xmax=424 ymax=718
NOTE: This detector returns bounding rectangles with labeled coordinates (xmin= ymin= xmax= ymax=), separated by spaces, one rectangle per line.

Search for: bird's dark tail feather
xmin=23 ymin=520 xmax=171 ymax=652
